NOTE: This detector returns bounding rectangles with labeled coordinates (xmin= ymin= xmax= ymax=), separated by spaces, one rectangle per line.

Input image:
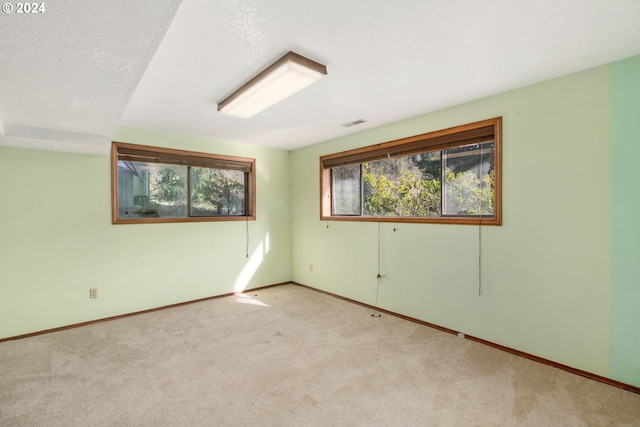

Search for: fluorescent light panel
xmin=218 ymin=51 xmax=327 ymax=119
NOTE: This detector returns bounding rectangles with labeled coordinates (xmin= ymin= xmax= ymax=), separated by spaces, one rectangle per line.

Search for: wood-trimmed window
xmin=320 ymin=117 xmax=501 ymax=225
xmin=112 ymin=142 xmax=256 ymax=224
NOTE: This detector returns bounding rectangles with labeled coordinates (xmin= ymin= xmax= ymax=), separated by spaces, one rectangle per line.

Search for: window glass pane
xmin=190 ymin=167 xmax=246 ymax=216
xmin=362 ymin=152 xmax=440 ymax=217
xmin=320 ymin=117 xmax=501 ymax=224
xmin=332 ymin=164 xmax=361 ymax=215
xmin=117 ymin=161 xmax=188 ymax=218
xmin=113 ymin=142 xmax=256 ymax=223
xmin=442 ymin=142 xmax=495 ymax=216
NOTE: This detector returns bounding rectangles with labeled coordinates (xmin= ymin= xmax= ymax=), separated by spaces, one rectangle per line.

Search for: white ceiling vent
xmin=341 ymin=119 xmax=367 ymax=128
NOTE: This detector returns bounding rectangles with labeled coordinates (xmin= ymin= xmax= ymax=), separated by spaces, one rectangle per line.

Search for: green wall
xmin=291 ymin=63 xmax=622 ymax=383
xmin=0 ymin=127 xmax=291 ymax=339
xmin=610 ymin=55 xmax=640 ymax=386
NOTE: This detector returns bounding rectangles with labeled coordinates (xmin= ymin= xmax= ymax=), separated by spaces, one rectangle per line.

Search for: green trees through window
xmin=112 ymin=142 xmax=255 ymax=224
xmin=321 ymin=118 xmax=501 ymax=225
xmin=191 ymin=167 xmax=246 ymax=216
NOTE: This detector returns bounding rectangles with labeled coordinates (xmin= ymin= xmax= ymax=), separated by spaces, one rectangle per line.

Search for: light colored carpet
xmin=1 ymin=284 xmax=639 ymax=426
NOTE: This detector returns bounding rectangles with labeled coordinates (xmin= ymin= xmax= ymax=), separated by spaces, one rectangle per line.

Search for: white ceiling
xmin=2 ymin=0 xmax=640 ymax=153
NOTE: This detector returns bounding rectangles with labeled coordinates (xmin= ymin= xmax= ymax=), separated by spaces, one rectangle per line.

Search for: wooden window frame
xmin=112 ymin=142 xmax=256 ymax=224
xmin=320 ymin=117 xmax=502 ymax=225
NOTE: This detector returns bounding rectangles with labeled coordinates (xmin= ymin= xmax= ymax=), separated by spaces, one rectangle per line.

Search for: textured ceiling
xmin=2 ymin=0 xmax=640 ymax=153
xmin=0 ymin=0 xmax=182 ymax=153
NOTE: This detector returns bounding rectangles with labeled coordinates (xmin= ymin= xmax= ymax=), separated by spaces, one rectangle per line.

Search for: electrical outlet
xmin=89 ymin=288 xmax=98 ymax=299
xmin=309 ymin=264 xmax=313 ymax=272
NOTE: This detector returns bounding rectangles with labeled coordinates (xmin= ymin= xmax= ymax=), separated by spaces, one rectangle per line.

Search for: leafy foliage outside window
xmin=112 ymin=142 xmax=254 ymax=224
xmin=155 ymin=168 xmax=187 ymax=205
xmin=442 ymin=144 xmax=495 ymax=216
xmin=362 ymin=153 xmax=441 ymax=217
xmin=334 ymin=142 xmax=494 ymax=218
xmin=191 ymin=167 xmax=246 ymax=216
xmin=149 ymin=166 xmax=188 ymax=217
xmin=321 ymin=118 xmax=501 ymax=225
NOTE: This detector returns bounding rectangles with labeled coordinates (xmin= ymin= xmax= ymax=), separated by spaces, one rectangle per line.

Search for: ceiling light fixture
xmin=217 ymin=51 xmax=327 ymax=119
